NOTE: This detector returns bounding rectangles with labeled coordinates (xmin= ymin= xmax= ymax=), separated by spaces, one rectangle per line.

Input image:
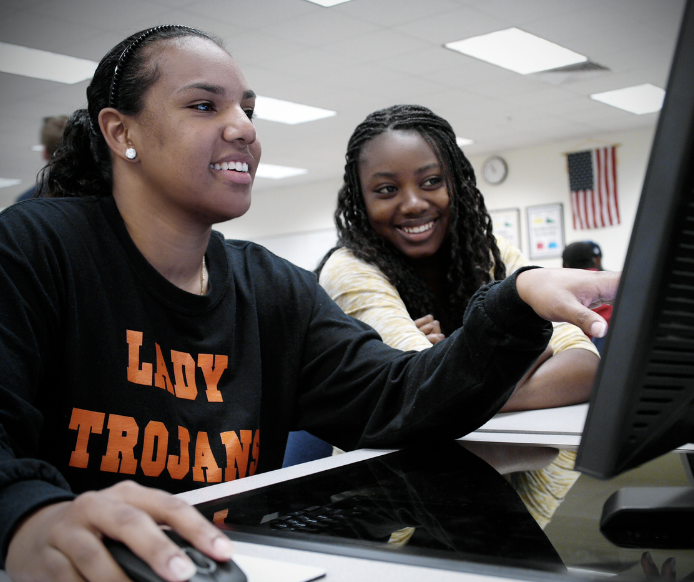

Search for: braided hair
xmin=318 ymin=104 xmax=506 ymax=336
xmin=40 ymin=25 xmax=224 ymax=199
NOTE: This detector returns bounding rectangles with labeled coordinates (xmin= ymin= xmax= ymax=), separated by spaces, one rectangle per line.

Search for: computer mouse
xmin=105 ymin=529 xmax=247 ymax=582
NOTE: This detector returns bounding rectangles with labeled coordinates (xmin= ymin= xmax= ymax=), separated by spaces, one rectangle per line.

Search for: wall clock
xmin=482 ymin=155 xmax=508 ymax=185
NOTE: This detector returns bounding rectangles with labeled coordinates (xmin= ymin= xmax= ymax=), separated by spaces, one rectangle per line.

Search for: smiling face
xmin=359 ymin=129 xmax=451 ymax=262
xmin=124 ymin=36 xmax=261 ymax=225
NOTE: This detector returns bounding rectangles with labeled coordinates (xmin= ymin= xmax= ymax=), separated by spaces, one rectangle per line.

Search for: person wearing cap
xmin=562 ymin=241 xmax=612 ymax=351
xmin=562 ymin=241 xmax=603 ymax=270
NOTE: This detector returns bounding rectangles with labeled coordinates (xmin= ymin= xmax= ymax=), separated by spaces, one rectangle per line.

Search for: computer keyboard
xmin=260 ymin=494 xmax=405 ymax=543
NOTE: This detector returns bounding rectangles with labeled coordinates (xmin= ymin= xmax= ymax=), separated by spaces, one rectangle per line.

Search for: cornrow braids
xmin=108 ymin=24 xmax=199 ymax=110
xmin=320 ymin=104 xmax=506 ymax=336
xmin=43 ymin=25 xmax=223 ymax=199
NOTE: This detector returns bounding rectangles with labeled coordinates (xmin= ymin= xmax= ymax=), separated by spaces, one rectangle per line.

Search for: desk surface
xmin=3 ymin=408 xmax=692 ymax=582
xmin=176 ymin=404 xmax=594 ymax=510
xmin=176 ymin=425 xmax=694 ymax=582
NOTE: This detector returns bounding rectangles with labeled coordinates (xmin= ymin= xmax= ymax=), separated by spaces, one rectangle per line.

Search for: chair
xmin=282 ymin=430 xmax=333 ymax=467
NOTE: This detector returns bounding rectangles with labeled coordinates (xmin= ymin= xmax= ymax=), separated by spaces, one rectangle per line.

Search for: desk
xmin=3 ymin=408 xmax=693 ymax=582
xmin=465 ymin=403 xmax=694 ymax=452
xmin=175 ymin=408 xmax=694 ymax=582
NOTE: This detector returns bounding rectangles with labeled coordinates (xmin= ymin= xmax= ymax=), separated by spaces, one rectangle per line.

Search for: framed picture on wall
xmin=489 ymin=208 xmax=521 ymax=251
xmin=527 ymin=203 xmax=564 ymax=260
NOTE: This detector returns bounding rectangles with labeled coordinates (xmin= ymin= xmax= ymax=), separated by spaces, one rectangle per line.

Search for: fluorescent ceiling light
xmin=590 ymin=83 xmax=665 ymax=115
xmin=444 ymin=28 xmax=587 ymax=75
xmin=256 ymin=163 xmax=308 ymax=179
xmin=31 ymin=145 xmax=44 ymax=152
xmin=0 ymin=42 xmax=97 ymax=84
xmin=255 ymin=96 xmax=336 ymax=125
xmin=0 ymin=178 xmax=22 ymax=189
xmin=456 ymin=137 xmax=474 ymax=147
xmin=304 ymin=0 xmax=353 ymax=6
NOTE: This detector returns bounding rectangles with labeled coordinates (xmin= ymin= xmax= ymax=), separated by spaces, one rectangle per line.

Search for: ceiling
xmin=0 ymin=0 xmax=686 ymax=207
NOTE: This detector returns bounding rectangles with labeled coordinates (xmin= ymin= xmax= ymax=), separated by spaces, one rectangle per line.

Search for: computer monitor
xmin=574 ymin=0 xmax=694 ymax=481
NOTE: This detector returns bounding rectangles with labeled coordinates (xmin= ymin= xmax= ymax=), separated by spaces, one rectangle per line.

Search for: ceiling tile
xmin=327 ymin=28 xmax=433 ymax=62
xmin=28 ymin=0 xmax=171 ymax=32
xmin=333 ymin=0 xmax=462 ymax=27
xmin=182 ymin=0 xmax=316 ymax=29
xmin=261 ymin=10 xmax=381 ymax=46
xmin=0 ymin=0 xmax=685 ymax=208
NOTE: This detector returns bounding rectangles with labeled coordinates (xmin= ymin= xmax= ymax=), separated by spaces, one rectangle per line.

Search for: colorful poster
xmin=490 ymin=208 xmax=521 ymax=251
xmin=527 ymin=203 xmax=564 ymax=260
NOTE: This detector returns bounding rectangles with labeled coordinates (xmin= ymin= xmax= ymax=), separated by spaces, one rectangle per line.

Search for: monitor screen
xmin=574 ymin=0 xmax=694 ymax=480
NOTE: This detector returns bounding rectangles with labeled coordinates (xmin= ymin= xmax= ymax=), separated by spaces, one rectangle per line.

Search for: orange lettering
xmin=141 ymin=421 xmax=169 ymax=477
xmin=100 ymin=414 xmax=139 ymax=474
xmin=171 ymin=350 xmax=197 ymax=400
xmin=192 ymin=431 xmax=222 ymax=483
xmin=167 ymin=426 xmax=191 ymax=480
xmin=154 ymin=343 xmax=174 ymax=395
xmin=127 ymin=330 xmax=152 ymax=386
xmin=249 ymin=430 xmax=260 ymax=476
xmin=197 ymin=354 xmax=228 ymax=403
xmin=68 ymin=408 xmax=105 ymax=469
xmin=220 ymin=430 xmax=253 ymax=481
xmin=213 ymin=509 xmax=229 ymax=528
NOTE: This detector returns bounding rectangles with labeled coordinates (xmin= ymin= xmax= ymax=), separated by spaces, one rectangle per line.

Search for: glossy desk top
xmin=186 ymin=442 xmax=694 ymax=582
xmin=2 ymin=442 xmax=691 ymax=582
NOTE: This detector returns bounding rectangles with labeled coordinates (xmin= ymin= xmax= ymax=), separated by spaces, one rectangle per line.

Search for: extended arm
xmin=498 ymin=238 xmax=602 ymax=411
xmin=303 ymin=267 xmax=555 ymax=450
xmin=320 ymin=246 xmax=606 ymax=412
xmin=501 ymin=347 xmax=598 ymax=412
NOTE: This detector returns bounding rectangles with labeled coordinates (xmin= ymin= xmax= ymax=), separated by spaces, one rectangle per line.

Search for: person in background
xmin=316 ymin=104 xmax=604 ymax=527
xmin=15 ymin=115 xmax=69 ymax=202
xmin=562 ymin=240 xmax=613 ymax=353
xmin=0 ymin=27 xmax=618 ymax=582
xmin=562 ymin=240 xmax=603 ymax=271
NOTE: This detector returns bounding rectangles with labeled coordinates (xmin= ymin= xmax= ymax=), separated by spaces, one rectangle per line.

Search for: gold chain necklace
xmin=200 ymin=256 xmax=207 ymax=295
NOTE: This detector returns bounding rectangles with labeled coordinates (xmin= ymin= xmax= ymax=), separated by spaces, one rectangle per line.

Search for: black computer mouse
xmin=105 ymin=529 xmax=247 ymax=582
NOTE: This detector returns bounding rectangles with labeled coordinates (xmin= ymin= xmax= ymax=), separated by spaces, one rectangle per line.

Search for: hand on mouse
xmin=5 ymin=480 xmax=235 ymax=582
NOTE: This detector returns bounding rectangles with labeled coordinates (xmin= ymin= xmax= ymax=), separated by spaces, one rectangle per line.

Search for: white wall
xmin=213 ymin=177 xmax=340 ymax=271
xmin=469 ymin=127 xmax=656 ymax=272
xmin=215 ymin=127 xmax=656 ymax=273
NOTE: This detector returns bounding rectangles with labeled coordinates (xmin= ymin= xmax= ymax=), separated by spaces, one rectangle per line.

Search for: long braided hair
xmin=317 ymin=104 xmax=506 ymax=336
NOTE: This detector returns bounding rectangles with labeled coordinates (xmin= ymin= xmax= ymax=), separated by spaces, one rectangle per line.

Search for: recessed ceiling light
xmin=0 ymin=42 xmax=98 ymax=84
xmin=590 ymin=83 xmax=665 ymax=115
xmin=256 ymin=163 xmax=308 ymax=179
xmin=304 ymin=0 xmax=353 ymax=6
xmin=0 ymin=178 xmax=22 ymax=189
xmin=254 ymin=96 xmax=336 ymax=125
xmin=444 ymin=28 xmax=587 ymax=75
xmin=456 ymin=137 xmax=474 ymax=147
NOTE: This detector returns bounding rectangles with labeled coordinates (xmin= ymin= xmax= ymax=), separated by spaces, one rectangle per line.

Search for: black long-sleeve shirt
xmin=0 ymin=196 xmax=551 ymax=565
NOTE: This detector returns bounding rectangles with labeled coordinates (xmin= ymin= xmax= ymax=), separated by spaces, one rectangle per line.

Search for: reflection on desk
xmin=188 ymin=443 xmax=694 ymax=582
xmin=196 ymin=442 xmax=566 ymax=578
xmin=3 ymin=443 xmax=692 ymax=582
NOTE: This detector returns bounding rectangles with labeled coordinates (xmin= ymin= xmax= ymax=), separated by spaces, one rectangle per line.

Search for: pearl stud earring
xmin=125 ymin=147 xmax=137 ymax=160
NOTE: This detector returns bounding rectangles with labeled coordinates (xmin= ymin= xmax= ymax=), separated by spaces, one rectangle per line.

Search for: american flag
xmin=567 ymin=146 xmax=620 ymax=229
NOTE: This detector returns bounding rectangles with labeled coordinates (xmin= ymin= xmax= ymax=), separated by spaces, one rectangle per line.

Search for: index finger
xmin=89 ymin=482 xmax=233 ymax=581
xmin=131 ymin=484 xmax=235 ymax=562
